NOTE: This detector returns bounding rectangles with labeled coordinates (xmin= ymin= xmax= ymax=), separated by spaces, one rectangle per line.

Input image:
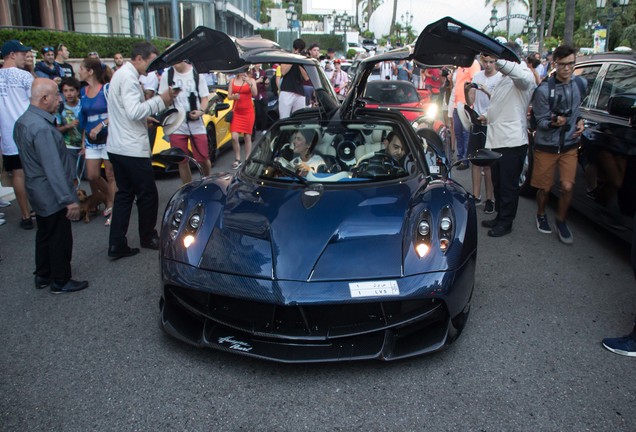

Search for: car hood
xmin=198 ymin=180 xmax=416 ymax=282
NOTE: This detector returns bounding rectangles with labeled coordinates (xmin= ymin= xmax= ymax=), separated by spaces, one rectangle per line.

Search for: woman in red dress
xmin=228 ymin=68 xmax=257 ymax=169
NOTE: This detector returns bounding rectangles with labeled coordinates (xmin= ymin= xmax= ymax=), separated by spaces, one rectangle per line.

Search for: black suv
xmin=521 ymin=51 xmax=636 ymax=242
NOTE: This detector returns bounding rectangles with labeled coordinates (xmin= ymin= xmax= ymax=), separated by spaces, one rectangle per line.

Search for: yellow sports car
xmin=151 ymin=87 xmax=234 ymax=172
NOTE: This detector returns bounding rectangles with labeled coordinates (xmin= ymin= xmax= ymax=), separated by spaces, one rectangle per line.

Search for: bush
xmin=0 ymin=28 xmax=173 ymax=58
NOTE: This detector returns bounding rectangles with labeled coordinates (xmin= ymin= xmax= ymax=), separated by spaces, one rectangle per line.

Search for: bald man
xmin=13 ymin=78 xmax=89 ymax=294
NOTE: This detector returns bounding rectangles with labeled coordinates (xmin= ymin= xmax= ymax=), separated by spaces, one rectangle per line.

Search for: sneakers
xmin=484 ymin=200 xmax=495 ymax=214
xmin=0 ymin=199 xmax=11 ymax=208
xmin=20 ymin=217 xmax=34 ymax=230
xmin=555 ymin=219 xmax=573 ymax=244
xmin=536 ymin=214 xmax=552 ymax=234
xmin=602 ymin=335 xmax=636 ymax=357
xmin=474 ymin=196 xmax=482 ymax=206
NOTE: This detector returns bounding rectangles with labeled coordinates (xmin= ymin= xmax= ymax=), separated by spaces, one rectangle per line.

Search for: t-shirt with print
xmin=0 ymin=67 xmax=33 ymax=156
xmin=158 ymin=67 xmax=210 ymax=136
xmin=55 ymin=101 xmax=83 ymax=149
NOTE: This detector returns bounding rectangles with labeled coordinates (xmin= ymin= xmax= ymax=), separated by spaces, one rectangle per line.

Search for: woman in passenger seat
xmin=290 ymin=129 xmax=326 ymax=176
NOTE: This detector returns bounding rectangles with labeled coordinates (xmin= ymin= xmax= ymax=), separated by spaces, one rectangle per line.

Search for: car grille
xmin=166 ymin=284 xmax=444 ymax=341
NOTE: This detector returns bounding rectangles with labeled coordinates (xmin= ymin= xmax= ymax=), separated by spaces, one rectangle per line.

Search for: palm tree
xmin=563 ymin=0 xmax=575 ymax=45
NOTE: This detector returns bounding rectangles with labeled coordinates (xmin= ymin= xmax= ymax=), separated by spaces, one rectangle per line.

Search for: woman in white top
xmin=330 ymin=59 xmax=349 ymax=99
xmin=290 ymin=130 xmax=325 ymax=176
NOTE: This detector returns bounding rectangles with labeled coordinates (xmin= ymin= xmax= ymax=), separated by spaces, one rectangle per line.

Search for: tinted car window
xmin=595 ymin=64 xmax=636 ymax=111
xmin=364 ymin=82 xmax=420 ymax=104
xmin=574 ymin=65 xmax=601 ymax=108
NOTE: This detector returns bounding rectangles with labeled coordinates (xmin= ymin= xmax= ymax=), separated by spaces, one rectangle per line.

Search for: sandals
xmin=103 ymin=207 xmax=112 ymax=217
xmin=105 ymin=216 xmax=111 ymax=226
xmin=231 ymin=159 xmax=241 ymax=170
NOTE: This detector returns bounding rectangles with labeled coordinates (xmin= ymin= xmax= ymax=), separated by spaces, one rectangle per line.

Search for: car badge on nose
xmin=302 ymin=184 xmax=324 ymax=209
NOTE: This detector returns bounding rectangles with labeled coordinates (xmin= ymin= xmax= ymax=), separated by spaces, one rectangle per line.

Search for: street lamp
xmin=215 ymin=0 xmax=227 ymax=34
xmin=596 ymin=0 xmax=630 ymax=51
xmin=286 ymin=1 xmax=297 ymax=31
xmin=399 ymin=11 xmax=413 ymax=44
xmin=489 ymin=7 xmax=498 ymax=35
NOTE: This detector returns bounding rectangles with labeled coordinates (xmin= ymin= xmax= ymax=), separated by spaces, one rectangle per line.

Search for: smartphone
xmin=471 ymin=83 xmax=479 ymax=89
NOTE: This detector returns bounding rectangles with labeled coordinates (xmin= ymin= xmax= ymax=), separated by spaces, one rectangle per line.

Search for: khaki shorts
xmin=531 ymin=148 xmax=578 ymax=191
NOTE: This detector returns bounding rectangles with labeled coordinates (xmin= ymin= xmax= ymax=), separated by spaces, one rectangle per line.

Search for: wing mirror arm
xmin=158 ymin=148 xmax=203 ymax=178
xmin=449 ymin=149 xmax=502 ymax=173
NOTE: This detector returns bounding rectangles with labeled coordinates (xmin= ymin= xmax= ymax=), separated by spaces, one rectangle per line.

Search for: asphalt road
xmin=1 ymin=149 xmax=634 ymax=431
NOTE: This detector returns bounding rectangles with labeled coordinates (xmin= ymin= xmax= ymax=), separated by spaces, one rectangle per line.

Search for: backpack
xmin=529 ymin=74 xmax=586 ymax=130
xmin=167 ymin=66 xmax=201 ymax=102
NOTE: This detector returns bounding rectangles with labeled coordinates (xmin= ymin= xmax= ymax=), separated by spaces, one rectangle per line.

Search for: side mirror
xmin=158 ymin=148 xmax=203 ymax=179
xmin=214 ymin=102 xmax=230 ymax=116
xmin=608 ymin=94 xmax=636 ymax=125
xmin=452 ymin=149 xmax=502 ymax=169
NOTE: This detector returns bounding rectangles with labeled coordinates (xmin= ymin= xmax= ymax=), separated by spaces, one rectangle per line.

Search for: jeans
xmin=453 ymin=109 xmax=470 ymax=160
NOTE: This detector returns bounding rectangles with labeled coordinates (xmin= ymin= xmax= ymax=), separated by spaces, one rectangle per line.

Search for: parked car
xmin=361 ymin=80 xmax=429 ymax=122
xmin=148 ymin=17 xmax=518 ymax=362
xmin=520 ymin=51 xmax=636 ymax=242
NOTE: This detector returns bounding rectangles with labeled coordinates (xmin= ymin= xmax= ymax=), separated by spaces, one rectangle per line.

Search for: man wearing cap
xmin=105 ymin=41 xmax=178 ymax=259
xmin=0 ymin=40 xmax=35 ymax=230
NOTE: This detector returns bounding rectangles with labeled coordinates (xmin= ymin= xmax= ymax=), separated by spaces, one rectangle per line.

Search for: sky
xmin=368 ymin=0 xmax=531 ymax=39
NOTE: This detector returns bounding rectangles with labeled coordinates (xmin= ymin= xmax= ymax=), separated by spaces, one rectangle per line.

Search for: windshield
xmin=364 ymin=81 xmax=420 ymax=104
xmin=243 ymin=120 xmax=419 ymax=184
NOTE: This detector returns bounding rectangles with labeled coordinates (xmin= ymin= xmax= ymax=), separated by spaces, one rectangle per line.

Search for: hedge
xmin=0 ymin=29 xmax=173 ymax=58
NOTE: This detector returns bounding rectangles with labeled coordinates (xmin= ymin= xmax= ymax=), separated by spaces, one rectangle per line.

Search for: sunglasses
xmin=88 ymin=52 xmax=99 ymax=56
xmin=42 ymin=46 xmax=55 ymax=53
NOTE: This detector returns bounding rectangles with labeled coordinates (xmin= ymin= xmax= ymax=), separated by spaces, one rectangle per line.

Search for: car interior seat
xmin=355 ymin=129 xmax=385 ymax=161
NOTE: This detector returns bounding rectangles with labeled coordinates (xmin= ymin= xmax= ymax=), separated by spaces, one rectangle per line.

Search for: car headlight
xmin=189 ymin=214 xmax=201 ymax=229
xmin=168 ymin=203 xmax=204 ymax=247
xmin=438 ymin=207 xmax=455 ymax=253
xmin=425 ymin=103 xmax=438 ymax=120
xmin=414 ymin=211 xmax=432 ymax=258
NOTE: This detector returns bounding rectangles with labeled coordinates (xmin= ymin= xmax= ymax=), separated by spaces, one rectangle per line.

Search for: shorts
xmin=170 ymin=134 xmax=209 ymax=162
xmin=467 ymin=124 xmax=487 ymax=157
xmin=531 ymin=148 xmax=578 ymax=191
xmin=85 ymin=145 xmax=109 ymax=160
xmin=2 ymin=154 xmax=22 ymax=171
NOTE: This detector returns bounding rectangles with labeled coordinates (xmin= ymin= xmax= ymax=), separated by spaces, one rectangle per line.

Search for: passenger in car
xmin=290 ymin=129 xmax=326 ymax=176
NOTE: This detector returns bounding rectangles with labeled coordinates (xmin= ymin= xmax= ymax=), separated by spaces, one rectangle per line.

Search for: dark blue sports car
xmin=149 ymin=17 xmax=517 ymax=362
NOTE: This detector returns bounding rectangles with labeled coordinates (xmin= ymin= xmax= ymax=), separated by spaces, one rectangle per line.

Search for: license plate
xmin=349 ymin=280 xmax=400 ymax=298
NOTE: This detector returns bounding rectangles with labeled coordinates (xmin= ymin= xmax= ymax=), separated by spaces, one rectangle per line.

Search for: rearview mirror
xmin=454 ymin=149 xmax=502 ymax=168
xmin=214 ymin=102 xmax=230 ymax=116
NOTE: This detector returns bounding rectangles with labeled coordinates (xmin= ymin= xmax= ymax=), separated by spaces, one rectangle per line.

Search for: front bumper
xmin=159 ymin=256 xmax=475 ymax=363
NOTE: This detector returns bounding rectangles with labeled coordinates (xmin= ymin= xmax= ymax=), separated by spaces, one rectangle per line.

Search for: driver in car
xmin=382 ymin=132 xmax=406 ymax=162
xmin=290 ymin=129 xmax=326 ymax=176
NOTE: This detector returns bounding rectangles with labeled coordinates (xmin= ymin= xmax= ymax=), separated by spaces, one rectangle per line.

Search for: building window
xmin=61 ymin=0 xmax=74 ymax=30
xmin=179 ymin=2 xmax=204 ymax=37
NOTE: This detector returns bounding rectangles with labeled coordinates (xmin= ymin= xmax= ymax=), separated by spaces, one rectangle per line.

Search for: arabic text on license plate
xmin=349 ymin=281 xmax=400 ymax=298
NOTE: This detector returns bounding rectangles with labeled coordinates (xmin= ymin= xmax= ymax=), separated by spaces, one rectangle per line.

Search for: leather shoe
xmin=487 ymin=224 xmax=512 ymax=237
xmin=108 ymin=245 xmax=140 ymax=259
xmin=50 ymin=279 xmax=89 ymax=294
xmin=140 ymin=235 xmax=160 ymax=250
xmin=35 ymin=275 xmax=51 ymax=289
xmin=481 ymin=218 xmax=499 ymax=228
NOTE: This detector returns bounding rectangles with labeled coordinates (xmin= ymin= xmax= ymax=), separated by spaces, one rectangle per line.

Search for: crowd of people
xmin=0 ymin=34 xmax=634 ymax=357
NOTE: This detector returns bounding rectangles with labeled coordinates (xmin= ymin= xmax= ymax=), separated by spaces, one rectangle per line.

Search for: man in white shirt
xmin=158 ymin=61 xmax=211 ymax=183
xmin=0 ymin=40 xmax=35 ymax=229
xmin=106 ymin=42 xmax=177 ymax=259
xmin=479 ymin=42 xmax=536 ymax=238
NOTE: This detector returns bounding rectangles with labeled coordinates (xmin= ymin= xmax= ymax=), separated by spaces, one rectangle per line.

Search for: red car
xmin=362 ymin=80 xmax=428 ymax=122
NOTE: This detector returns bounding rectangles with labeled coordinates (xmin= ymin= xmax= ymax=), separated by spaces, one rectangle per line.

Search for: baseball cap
xmin=327 ymin=47 xmax=335 ymax=53
xmin=2 ymin=40 xmax=32 ymax=57
xmin=334 ymin=59 xmax=341 ymax=64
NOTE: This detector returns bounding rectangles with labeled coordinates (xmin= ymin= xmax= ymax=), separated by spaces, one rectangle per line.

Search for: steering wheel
xmin=351 ymin=153 xmax=406 ymax=178
xmin=274 ymin=156 xmax=296 ymax=172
